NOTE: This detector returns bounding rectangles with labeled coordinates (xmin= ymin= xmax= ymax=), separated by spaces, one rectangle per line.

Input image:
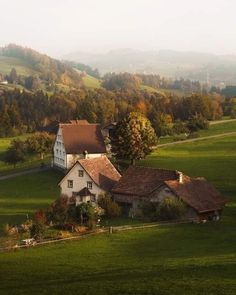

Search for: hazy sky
xmin=0 ymin=0 xmax=236 ymax=57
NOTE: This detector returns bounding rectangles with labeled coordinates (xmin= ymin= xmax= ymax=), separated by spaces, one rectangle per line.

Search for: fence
xmin=0 ymin=219 xmax=197 ymax=252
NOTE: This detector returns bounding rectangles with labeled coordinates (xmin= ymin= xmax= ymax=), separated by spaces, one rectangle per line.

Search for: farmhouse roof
xmin=78 ymin=156 xmax=121 ymax=192
xmin=165 ymin=176 xmax=227 ymax=213
xmin=112 ymin=165 xmax=178 ymax=196
xmin=60 ymin=123 xmax=106 ymax=154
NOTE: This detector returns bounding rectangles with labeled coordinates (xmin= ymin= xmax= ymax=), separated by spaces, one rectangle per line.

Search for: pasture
xmin=0 ymin=135 xmax=235 ymax=294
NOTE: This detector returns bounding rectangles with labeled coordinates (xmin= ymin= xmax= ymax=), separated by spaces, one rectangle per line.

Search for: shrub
xmin=30 ymin=220 xmax=45 ymax=241
xmin=76 ymin=202 xmax=98 ymax=226
xmin=157 ymin=197 xmax=186 ymax=221
xmin=187 ymin=115 xmax=209 ymax=132
xmin=47 ymin=195 xmax=69 ymax=225
xmin=97 ymin=193 xmax=121 ymax=218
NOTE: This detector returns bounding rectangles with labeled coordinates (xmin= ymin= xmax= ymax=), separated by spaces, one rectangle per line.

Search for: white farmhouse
xmin=58 ymin=156 xmax=121 ymax=205
xmin=53 ymin=120 xmax=107 ymax=170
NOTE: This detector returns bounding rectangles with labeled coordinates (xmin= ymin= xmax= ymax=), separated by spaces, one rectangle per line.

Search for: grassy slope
xmin=141 ymin=84 xmax=185 ymax=96
xmin=0 ymin=136 xmax=236 ymax=294
xmin=82 ymin=74 xmax=101 ymax=89
xmin=0 ymin=170 xmax=62 ymax=226
xmin=0 ymin=135 xmax=51 ymax=176
xmin=159 ymin=119 xmax=236 ymax=144
xmin=0 ymin=56 xmax=38 ymax=76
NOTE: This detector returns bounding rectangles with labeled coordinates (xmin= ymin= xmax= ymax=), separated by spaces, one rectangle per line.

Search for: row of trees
xmin=0 ymin=86 xmax=224 ymax=137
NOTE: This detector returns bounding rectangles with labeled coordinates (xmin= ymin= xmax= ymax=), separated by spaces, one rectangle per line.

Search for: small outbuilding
xmin=112 ymin=165 xmax=227 ymax=221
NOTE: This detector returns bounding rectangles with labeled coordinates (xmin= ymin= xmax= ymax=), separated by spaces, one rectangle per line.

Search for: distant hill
xmin=63 ymin=49 xmax=236 ymax=86
xmin=0 ymin=44 xmax=83 ymax=91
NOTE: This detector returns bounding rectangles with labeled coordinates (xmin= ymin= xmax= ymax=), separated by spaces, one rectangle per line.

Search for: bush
xmin=97 ymin=193 xmax=121 ymax=218
xmin=47 ymin=195 xmax=69 ymax=225
xmin=187 ymin=115 xmax=209 ymax=132
xmin=187 ymin=132 xmax=200 ymax=139
xmin=30 ymin=221 xmax=45 ymax=241
xmin=157 ymin=197 xmax=186 ymax=221
xmin=76 ymin=202 xmax=98 ymax=226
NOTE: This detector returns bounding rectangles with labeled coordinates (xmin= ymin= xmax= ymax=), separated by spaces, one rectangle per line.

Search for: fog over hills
xmin=63 ymin=49 xmax=236 ymax=86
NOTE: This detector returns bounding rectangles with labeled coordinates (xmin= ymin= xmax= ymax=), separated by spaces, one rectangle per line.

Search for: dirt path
xmin=209 ymin=118 xmax=236 ymax=125
xmin=158 ymin=131 xmax=236 ymax=148
xmin=0 ymin=165 xmax=51 ymax=181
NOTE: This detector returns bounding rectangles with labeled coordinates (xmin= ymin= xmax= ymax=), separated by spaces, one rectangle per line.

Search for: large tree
xmin=111 ymin=112 xmax=157 ymax=164
xmin=26 ymin=132 xmax=54 ymax=160
xmin=5 ymin=139 xmax=26 ymax=167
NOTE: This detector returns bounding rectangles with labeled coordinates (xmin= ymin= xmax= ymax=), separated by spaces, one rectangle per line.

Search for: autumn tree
xmin=111 ymin=112 xmax=157 ymax=165
xmin=26 ymin=132 xmax=54 ymax=160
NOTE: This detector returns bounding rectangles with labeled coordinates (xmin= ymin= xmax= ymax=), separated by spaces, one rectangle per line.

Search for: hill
xmin=0 ymin=44 xmax=83 ymax=91
xmin=63 ymin=48 xmax=236 ymax=86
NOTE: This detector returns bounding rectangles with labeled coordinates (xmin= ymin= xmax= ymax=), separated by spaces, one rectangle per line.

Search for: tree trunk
xmin=131 ymin=158 xmax=136 ymax=166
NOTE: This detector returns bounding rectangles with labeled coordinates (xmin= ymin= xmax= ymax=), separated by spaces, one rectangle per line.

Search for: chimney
xmin=83 ymin=150 xmax=88 ymax=159
xmin=177 ymin=171 xmax=183 ymax=183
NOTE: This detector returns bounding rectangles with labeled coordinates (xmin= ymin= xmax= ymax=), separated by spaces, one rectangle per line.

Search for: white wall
xmin=53 ymin=127 xmax=66 ymax=169
xmin=59 ymin=162 xmax=105 ymax=202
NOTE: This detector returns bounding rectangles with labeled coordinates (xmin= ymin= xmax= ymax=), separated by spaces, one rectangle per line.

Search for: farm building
xmin=58 ymin=156 xmax=121 ymax=205
xmin=112 ymin=166 xmax=227 ymax=221
xmin=53 ymin=120 xmax=107 ymax=170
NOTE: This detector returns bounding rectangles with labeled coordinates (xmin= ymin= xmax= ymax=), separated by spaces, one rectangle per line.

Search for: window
xmin=67 ymin=180 xmax=73 ymax=188
xmin=87 ymin=181 xmax=92 ymax=189
xmin=78 ymin=170 xmax=84 ymax=177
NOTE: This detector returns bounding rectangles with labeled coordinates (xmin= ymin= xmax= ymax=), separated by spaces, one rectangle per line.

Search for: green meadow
xmin=0 ymin=134 xmax=51 ymax=175
xmin=0 ymin=134 xmax=236 ymax=294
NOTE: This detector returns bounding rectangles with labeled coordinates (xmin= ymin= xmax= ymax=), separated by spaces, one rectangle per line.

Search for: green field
xmin=0 ymin=56 xmax=38 ymax=76
xmin=82 ymin=74 xmax=101 ymax=89
xmin=159 ymin=119 xmax=236 ymax=144
xmin=0 ymin=135 xmax=51 ymax=175
xmin=0 ymin=134 xmax=236 ymax=294
xmin=141 ymin=84 xmax=186 ymax=97
xmin=0 ymin=170 xmax=62 ymax=226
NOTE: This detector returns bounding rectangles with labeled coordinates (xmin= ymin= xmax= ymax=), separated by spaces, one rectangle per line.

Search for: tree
xmin=8 ymin=68 xmax=17 ymax=84
xmin=5 ymin=139 xmax=26 ymax=167
xmin=26 ymin=132 xmax=54 ymax=160
xmin=111 ymin=112 xmax=157 ymax=165
xmin=97 ymin=193 xmax=121 ymax=218
xmin=76 ymin=202 xmax=98 ymax=228
xmin=47 ymin=196 xmax=69 ymax=225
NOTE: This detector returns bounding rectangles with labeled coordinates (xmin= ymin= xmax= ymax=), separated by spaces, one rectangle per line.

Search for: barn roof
xmin=112 ymin=165 xmax=227 ymax=213
xmin=165 ymin=176 xmax=227 ymax=213
xmin=112 ymin=165 xmax=178 ymax=196
xmin=60 ymin=123 xmax=106 ymax=154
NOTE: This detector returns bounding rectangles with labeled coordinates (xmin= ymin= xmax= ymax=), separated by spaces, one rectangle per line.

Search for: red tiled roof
xmin=165 ymin=176 xmax=227 ymax=213
xmin=112 ymin=165 xmax=178 ymax=196
xmin=78 ymin=156 xmax=121 ymax=192
xmin=61 ymin=124 xmax=106 ymax=154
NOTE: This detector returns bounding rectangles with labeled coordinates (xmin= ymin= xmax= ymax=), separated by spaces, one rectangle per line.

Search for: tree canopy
xmin=111 ymin=112 xmax=158 ymax=164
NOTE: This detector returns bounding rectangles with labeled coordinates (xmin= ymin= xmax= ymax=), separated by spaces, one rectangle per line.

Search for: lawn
xmin=0 ymin=170 xmax=62 ymax=226
xmin=0 ymin=222 xmax=236 ymax=295
xmin=0 ymin=134 xmax=51 ymax=175
xmin=159 ymin=119 xmax=236 ymax=144
xmin=0 ymin=135 xmax=236 ymax=294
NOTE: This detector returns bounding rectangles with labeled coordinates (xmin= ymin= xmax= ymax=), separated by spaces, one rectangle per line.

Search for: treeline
xmin=0 ymin=44 xmax=82 ymax=89
xmin=0 ymin=86 xmax=226 ymax=137
xmin=102 ymin=72 xmax=203 ymax=93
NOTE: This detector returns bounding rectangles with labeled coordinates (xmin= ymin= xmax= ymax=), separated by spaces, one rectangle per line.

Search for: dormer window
xmin=79 ymin=170 xmax=84 ymax=177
